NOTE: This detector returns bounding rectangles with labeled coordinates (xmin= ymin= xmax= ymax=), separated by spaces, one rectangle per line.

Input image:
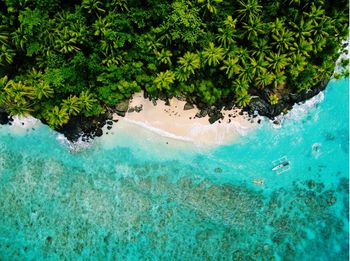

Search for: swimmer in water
xmin=252 ymin=179 xmax=265 ymax=185
xmin=312 ymin=143 xmax=321 ymax=158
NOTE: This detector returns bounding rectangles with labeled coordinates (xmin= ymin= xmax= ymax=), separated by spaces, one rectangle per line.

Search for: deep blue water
xmin=0 ymin=78 xmax=348 ymax=260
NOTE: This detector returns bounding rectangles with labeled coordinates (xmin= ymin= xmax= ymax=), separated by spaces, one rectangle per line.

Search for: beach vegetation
xmin=0 ymin=0 xmax=348 ymax=129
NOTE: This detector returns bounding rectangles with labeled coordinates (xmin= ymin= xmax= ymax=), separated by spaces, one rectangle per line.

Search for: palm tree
xmin=256 ymin=72 xmax=274 ymax=89
xmin=197 ymin=0 xmax=223 ymax=15
xmin=109 ymin=0 xmax=129 ymax=12
xmin=232 ymin=78 xmax=249 ymax=94
xmin=220 ymin=57 xmax=241 ymax=78
xmin=249 ymin=57 xmax=268 ymax=78
xmin=237 ymin=0 xmax=262 ymax=21
xmin=0 ymin=45 xmax=15 ymax=65
xmin=0 ymin=26 xmax=10 ymax=46
xmin=0 ymin=75 xmax=8 ymax=89
xmin=101 ymin=29 xmax=119 ymax=55
xmin=156 ymin=49 xmax=173 ymax=65
xmin=224 ymin=15 xmax=237 ymax=29
xmin=202 ymin=42 xmax=225 ymax=66
xmin=312 ymin=19 xmax=330 ymax=53
xmin=269 ymin=18 xmax=285 ymax=35
xmin=0 ymin=80 xmax=34 ymax=116
xmin=229 ymin=45 xmax=249 ymax=65
xmin=92 ymin=16 xmax=112 ymax=36
xmin=266 ymin=52 xmax=290 ymax=72
xmin=154 ymin=70 xmax=175 ymax=91
xmin=175 ymin=67 xmax=191 ymax=82
xmin=272 ymin=28 xmax=295 ymax=52
xmin=79 ymin=91 xmax=97 ymax=112
xmin=54 ymin=27 xmax=80 ymax=54
xmin=11 ymin=27 xmax=27 ymax=50
xmin=288 ymin=53 xmax=307 ymax=77
xmin=238 ymin=65 xmax=254 ymax=82
xmin=34 ymin=82 xmax=54 ymax=100
xmin=216 ymin=27 xmax=236 ymax=47
xmin=235 ymin=89 xmax=251 ymax=107
xmin=178 ymin=52 xmax=201 ymax=74
xmin=82 ymin=0 xmax=105 ymax=14
xmin=62 ymin=95 xmax=81 ymax=116
xmin=272 ymin=72 xmax=287 ymax=88
xmin=241 ymin=16 xmax=264 ymax=41
xmin=102 ymin=54 xmax=124 ymax=67
xmin=252 ymin=38 xmax=270 ymax=59
xmin=303 ymin=3 xmax=324 ymax=26
xmin=45 ymin=106 xmax=70 ymax=129
xmin=269 ymin=94 xmax=279 ymax=105
xmin=289 ymin=17 xmax=314 ymax=41
xmin=293 ymin=38 xmax=313 ymax=57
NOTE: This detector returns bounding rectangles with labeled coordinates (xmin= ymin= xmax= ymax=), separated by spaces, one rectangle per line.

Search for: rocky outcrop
xmin=115 ymin=100 xmax=129 ymax=117
xmin=57 ymin=114 xmax=110 ymax=142
xmin=184 ymin=102 xmax=194 ymax=110
xmin=0 ymin=107 xmax=11 ymax=125
xmin=247 ymin=79 xmax=329 ymax=119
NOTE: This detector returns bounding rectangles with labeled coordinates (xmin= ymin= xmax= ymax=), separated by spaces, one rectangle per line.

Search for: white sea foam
xmin=287 ymin=91 xmax=324 ymax=121
xmin=124 ymin=116 xmax=253 ymax=146
xmin=270 ymin=91 xmax=325 ymax=128
xmin=56 ymin=134 xmax=92 ymax=153
xmin=124 ymin=118 xmax=194 ymax=143
xmin=8 ymin=115 xmax=41 ymax=135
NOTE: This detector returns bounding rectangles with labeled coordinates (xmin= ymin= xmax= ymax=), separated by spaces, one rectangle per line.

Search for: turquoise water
xmin=0 ymin=79 xmax=348 ymax=260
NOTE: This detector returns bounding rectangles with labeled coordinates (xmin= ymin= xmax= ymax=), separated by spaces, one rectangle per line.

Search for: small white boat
xmin=272 ymin=156 xmax=291 ymax=174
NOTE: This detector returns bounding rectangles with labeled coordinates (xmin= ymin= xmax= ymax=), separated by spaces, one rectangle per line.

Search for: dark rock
xmin=246 ymin=79 xmax=329 ymax=119
xmin=196 ymin=109 xmax=208 ymax=118
xmin=128 ymin=107 xmax=135 ymax=113
xmin=107 ymin=120 xmax=113 ymax=125
xmin=158 ymin=92 xmax=167 ymax=101
xmin=209 ymin=111 xmax=223 ymax=124
xmin=177 ymin=94 xmax=189 ymax=101
xmin=107 ymin=125 xmax=112 ymax=130
xmin=214 ymin=167 xmax=223 ymax=173
xmin=307 ymin=180 xmax=316 ymax=189
xmin=184 ymin=102 xmax=194 ymax=110
xmin=197 ymin=102 xmax=206 ymax=109
xmin=95 ymin=128 xmax=103 ymax=137
xmin=0 ymin=107 xmax=10 ymax=125
xmin=135 ymin=105 xmax=143 ymax=112
xmin=115 ymin=100 xmax=129 ymax=117
xmin=58 ymin=114 xmax=108 ymax=142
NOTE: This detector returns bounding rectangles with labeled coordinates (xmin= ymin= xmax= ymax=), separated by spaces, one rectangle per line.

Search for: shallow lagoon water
xmin=0 ymin=79 xmax=348 ymax=260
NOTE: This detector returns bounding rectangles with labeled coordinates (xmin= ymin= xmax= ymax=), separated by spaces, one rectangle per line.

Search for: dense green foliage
xmin=0 ymin=0 xmax=348 ymax=128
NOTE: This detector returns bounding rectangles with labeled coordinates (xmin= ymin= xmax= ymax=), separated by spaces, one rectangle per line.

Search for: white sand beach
xmin=111 ymin=92 xmax=259 ymax=147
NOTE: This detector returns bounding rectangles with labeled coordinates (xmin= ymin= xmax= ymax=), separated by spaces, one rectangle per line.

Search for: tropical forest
xmin=0 ymin=0 xmax=348 ymax=129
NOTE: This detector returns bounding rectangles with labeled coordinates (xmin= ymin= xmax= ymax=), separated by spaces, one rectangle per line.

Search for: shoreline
xmin=0 ymin=77 xmax=342 ymax=146
xmin=112 ymin=91 xmax=258 ymax=146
